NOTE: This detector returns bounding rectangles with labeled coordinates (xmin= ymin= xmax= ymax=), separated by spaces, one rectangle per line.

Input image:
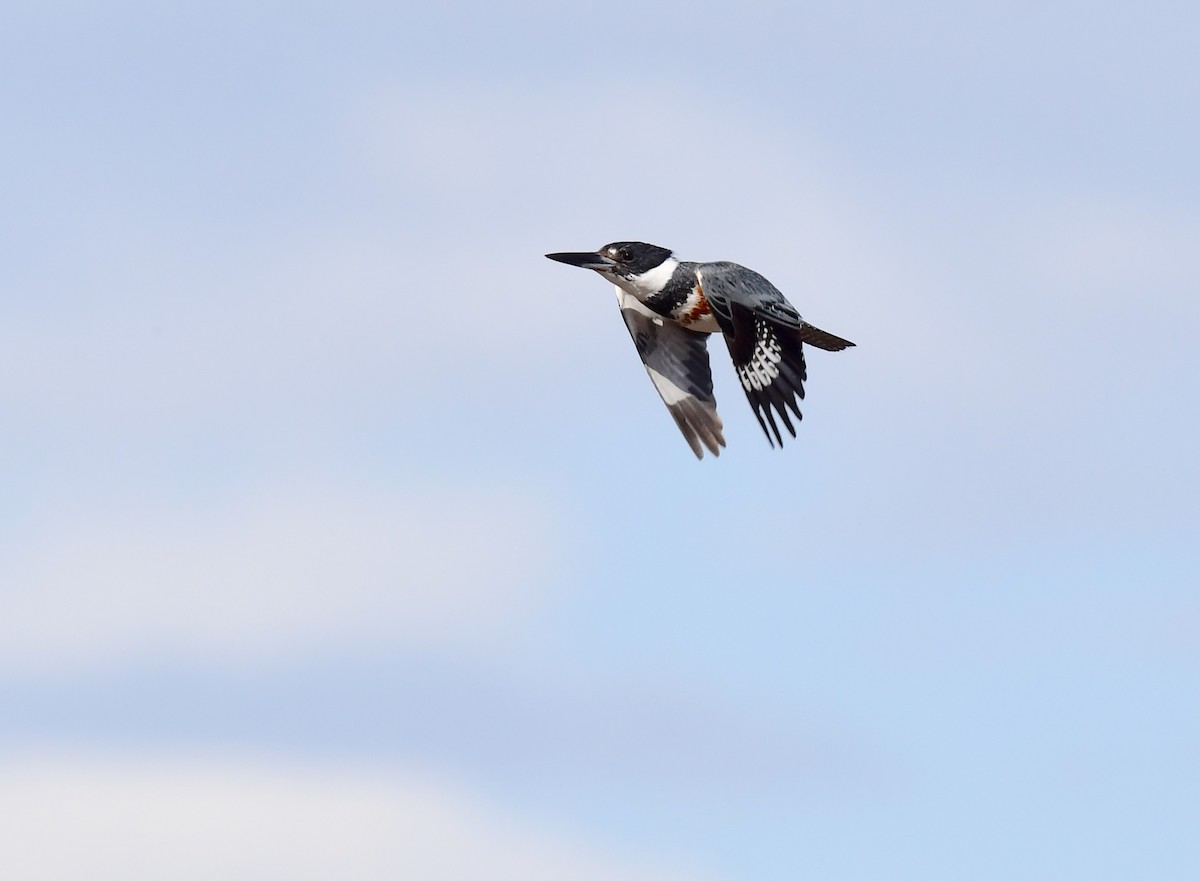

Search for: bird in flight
xmin=546 ymin=241 xmax=854 ymax=458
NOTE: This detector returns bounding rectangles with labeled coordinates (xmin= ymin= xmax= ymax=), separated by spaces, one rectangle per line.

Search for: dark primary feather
xmin=721 ymin=302 xmax=808 ymax=446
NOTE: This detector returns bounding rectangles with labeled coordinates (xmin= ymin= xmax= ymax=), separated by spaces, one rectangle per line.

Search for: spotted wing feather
xmin=616 ymin=289 xmax=725 ymax=459
xmin=699 ymin=262 xmax=853 ymax=447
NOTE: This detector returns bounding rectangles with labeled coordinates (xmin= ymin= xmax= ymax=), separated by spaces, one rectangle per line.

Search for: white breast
xmin=670 ymin=285 xmax=720 ymax=333
xmin=614 ymin=257 xmax=681 ymax=302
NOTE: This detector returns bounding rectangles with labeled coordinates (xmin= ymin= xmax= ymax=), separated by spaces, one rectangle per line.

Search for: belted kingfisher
xmin=546 ymin=241 xmax=854 ymax=458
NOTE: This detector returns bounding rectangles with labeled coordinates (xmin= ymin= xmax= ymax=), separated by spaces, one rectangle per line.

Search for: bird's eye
xmin=616 ymin=248 xmax=632 ymax=262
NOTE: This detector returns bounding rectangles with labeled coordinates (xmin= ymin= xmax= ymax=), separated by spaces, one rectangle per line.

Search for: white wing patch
xmin=613 ymin=285 xmax=725 ymax=458
xmin=645 ymin=366 xmax=690 ymax=405
xmin=736 ymin=321 xmax=783 ymax=392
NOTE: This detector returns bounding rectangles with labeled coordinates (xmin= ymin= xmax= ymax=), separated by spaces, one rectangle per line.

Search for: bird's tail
xmin=793 ymin=322 xmax=855 ymax=352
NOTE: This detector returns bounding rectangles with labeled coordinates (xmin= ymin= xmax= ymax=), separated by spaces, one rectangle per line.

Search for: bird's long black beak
xmin=545 ymin=251 xmax=617 ymax=271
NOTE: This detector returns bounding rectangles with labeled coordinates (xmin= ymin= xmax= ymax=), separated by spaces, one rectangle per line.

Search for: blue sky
xmin=1 ymin=1 xmax=1198 ymax=878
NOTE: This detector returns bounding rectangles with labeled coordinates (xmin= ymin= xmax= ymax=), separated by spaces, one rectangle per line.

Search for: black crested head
xmin=598 ymin=241 xmax=673 ymax=276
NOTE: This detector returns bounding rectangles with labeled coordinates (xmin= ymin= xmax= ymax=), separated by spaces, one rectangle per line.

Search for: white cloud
xmin=0 ymin=752 xmax=711 ymax=881
xmin=0 ymin=483 xmax=557 ymax=672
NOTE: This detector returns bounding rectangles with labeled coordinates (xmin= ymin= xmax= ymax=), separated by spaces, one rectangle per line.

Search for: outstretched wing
xmin=699 ymin=262 xmax=853 ymax=447
xmin=616 ymin=289 xmax=725 ymax=459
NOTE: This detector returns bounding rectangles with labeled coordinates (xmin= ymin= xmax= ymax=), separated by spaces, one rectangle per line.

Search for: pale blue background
xmin=1 ymin=2 xmax=1197 ymax=878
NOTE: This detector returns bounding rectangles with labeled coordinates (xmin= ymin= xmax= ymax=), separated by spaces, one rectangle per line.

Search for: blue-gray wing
xmin=697 ymin=262 xmax=854 ymax=447
xmin=698 ymin=262 xmax=855 ymax=351
xmin=616 ymin=289 xmax=725 ymax=459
